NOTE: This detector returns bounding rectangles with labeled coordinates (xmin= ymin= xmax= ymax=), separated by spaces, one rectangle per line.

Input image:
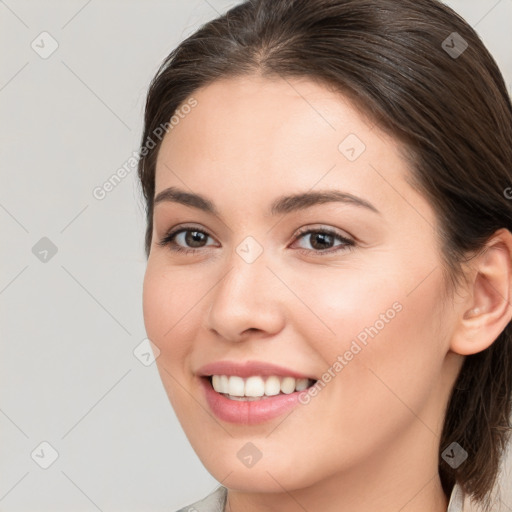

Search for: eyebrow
xmin=153 ymin=186 xmax=380 ymax=216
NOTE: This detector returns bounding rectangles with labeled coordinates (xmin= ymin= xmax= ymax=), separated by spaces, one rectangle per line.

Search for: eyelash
xmin=157 ymin=225 xmax=356 ymax=256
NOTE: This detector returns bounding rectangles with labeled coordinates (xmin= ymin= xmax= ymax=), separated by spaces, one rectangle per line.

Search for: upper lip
xmin=196 ymin=360 xmax=317 ymax=380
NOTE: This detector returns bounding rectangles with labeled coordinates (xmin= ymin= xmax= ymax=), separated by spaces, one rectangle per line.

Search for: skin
xmin=142 ymin=74 xmax=512 ymax=512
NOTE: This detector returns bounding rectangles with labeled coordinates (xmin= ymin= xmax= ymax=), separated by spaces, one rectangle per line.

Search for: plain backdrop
xmin=1 ymin=1 xmax=511 ymax=511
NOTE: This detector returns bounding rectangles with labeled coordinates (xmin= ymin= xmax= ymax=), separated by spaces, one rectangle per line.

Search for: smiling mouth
xmin=205 ymin=375 xmax=317 ymax=401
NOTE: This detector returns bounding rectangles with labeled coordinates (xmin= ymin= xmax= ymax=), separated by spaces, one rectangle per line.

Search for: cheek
xmin=142 ymin=265 xmax=169 ymax=342
xmin=324 ymin=278 xmax=444 ymax=438
xmin=142 ymin=263 xmax=200 ymax=415
xmin=291 ymin=261 xmax=446 ymax=438
xmin=142 ymin=262 xmax=197 ymax=364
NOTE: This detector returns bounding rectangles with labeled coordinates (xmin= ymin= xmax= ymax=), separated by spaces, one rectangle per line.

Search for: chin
xmin=198 ymin=449 xmax=321 ymax=493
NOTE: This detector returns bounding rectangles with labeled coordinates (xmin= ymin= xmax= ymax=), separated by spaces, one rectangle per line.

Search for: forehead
xmin=153 ymin=75 xmax=429 ymax=225
xmin=157 ymin=75 xmax=378 ymax=166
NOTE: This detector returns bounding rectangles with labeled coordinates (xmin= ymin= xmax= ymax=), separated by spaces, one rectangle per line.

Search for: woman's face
xmin=143 ymin=75 xmax=464 ymax=495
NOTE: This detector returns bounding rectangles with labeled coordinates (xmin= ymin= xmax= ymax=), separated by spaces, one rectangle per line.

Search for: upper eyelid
xmin=165 ymin=223 xmax=351 ymax=236
xmin=295 ymin=225 xmax=352 ymax=239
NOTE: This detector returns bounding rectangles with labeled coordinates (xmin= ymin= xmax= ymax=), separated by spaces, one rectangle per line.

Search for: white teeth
xmin=295 ymin=378 xmax=309 ymax=391
xmin=245 ymin=376 xmax=265 ymax=397
xmin=210 ymin=375 xmax=315 ymax=398
xmin=280 ymin=376 xmax=296 ymax=394
xmin=228 ymin=376 xmax=245 ymax=396
xmin=265 ymin=376 xmax=281 ymax=396
xmin=219 ymin=375 xmax=229 ymax=394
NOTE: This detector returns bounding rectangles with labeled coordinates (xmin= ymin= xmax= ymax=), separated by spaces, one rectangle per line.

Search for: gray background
xmin=1 ymin=1 xmax=511 ymax=510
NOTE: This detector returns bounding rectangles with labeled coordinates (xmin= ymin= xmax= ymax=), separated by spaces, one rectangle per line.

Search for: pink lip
xmin=196 ymin=360 xmax=317 ymax=380
xmin=199 ymin=376 xmax=312 ymax=425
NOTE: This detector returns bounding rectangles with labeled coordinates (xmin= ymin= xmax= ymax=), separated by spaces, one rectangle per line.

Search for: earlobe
xmin=450 ymin=228 xmax=512 ymax=356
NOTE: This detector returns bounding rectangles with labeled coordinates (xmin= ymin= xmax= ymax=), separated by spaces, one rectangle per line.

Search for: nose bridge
xmin=206 ymin=238 xmax=283 ymax=339
xmin=217 ymin=231 xmax=271 ymax=303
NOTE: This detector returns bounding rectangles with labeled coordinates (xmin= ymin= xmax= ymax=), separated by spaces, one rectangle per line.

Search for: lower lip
xmin=200 ymin=377 xmax=310 ymax=425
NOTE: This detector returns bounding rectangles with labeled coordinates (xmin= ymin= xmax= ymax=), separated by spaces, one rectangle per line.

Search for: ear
xmin=450 ymin=228 xmax=512 ymax=356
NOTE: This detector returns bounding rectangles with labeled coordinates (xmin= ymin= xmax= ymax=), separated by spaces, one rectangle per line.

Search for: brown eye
xmin=292 ymin=227 xmax=355 ymax=256
xmin=157 ymin=227 xmax=216 ymax=254
xmin=182 ymin=230 xmax=209 ymax=248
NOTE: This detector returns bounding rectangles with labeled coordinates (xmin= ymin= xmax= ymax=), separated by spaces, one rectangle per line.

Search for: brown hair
xmin=137 ymin=0 xmax=512 ymax=507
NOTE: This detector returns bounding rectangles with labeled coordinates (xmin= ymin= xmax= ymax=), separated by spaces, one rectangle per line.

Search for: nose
xmin=204 ymin=246 xmax=285 ymax=342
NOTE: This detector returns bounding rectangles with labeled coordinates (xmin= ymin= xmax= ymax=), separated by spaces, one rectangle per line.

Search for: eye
xmin=157 ymin=225 xmax=217 ymax=254
xmin=291 ymin=226 xmax=355 ymax=256
xmin=157 ymin=225 xmax=356 ymax=256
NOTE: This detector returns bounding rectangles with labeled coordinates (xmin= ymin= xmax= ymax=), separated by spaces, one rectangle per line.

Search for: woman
xmin=137 ymin=0 xmax=512 ymax=511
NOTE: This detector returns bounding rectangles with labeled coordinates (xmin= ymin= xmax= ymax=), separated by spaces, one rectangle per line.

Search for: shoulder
xmin=174 ymin=485 xmax=227 ymax=512
xmin=175 ymin=483 xmax=467 ymax=511
xmin=447 ymin=482 xmax=465 ymax=512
